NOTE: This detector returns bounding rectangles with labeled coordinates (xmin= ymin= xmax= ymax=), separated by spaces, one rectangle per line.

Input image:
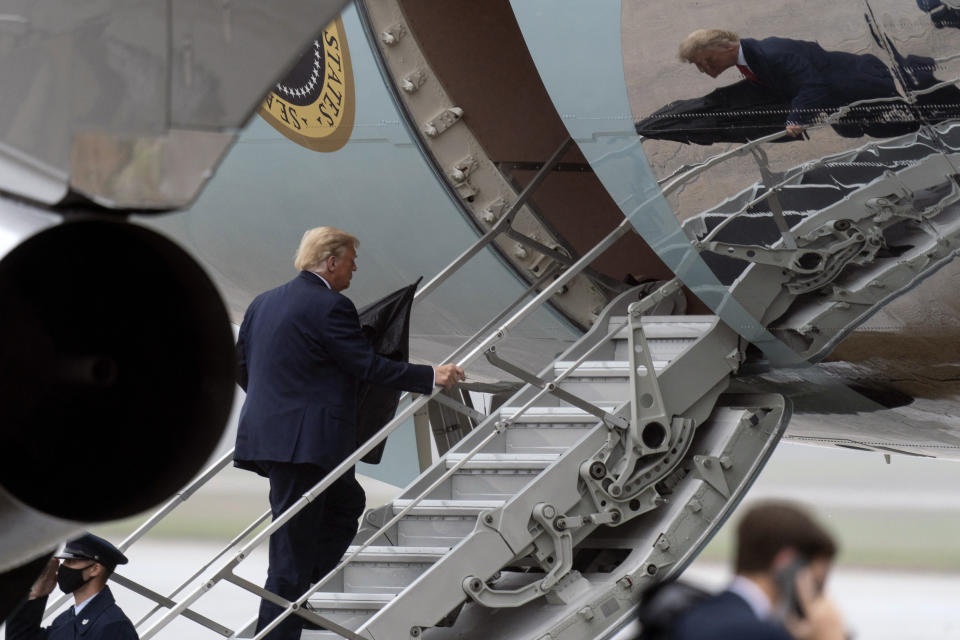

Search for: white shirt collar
xmin=737 ymin=44 xmax=748 ymax=67
xmin=728 ymin=575 xmax=773 ymax=620
xmin=74 ymin=590 xmax=98 ymax=614
xmin=309 ymin=272 xmax=332 ymax=290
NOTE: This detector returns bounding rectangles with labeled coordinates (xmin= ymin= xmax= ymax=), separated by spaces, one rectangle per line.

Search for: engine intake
xmin=0 ymin=216 xmax=235 ymax=613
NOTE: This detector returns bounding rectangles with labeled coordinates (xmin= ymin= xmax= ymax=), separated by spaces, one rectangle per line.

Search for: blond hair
xmin=293 ymin=226 xmax=358 ymax=272
xmin=678 ymin=29 xmax=740 ymax=62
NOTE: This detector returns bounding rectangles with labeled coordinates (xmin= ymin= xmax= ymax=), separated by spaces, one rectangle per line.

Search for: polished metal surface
xmin=510 ymin=0 xmax=960 ymax=459
xmin=0 ymin=0 xmax=350 ymax=207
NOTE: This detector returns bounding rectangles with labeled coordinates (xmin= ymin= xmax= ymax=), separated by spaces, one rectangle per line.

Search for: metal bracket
xmin=692 ymin=455 xmax=730 ymax=498
xmin=501 ymin=227 xmax=629 ymax=294
xmin=588 ymin=297 xmax=678 ymax=499
xmin=463 ymin=503 xmax=573 ymax=608
xmin=450 ymin=155 xmax=479 ymax=201
xmin=400 ymin=69 xmax=427 ymax=93
xmin=484 ymin=347 xmax=629 ymax=430
xmin=380 ymin=23 xmax=406 ymax=45
xmin=577 ymin=278 xmax=703 ymax=504
xmin=582 ymin=413 xmax=695 ymax=510
xmin=554 ymin=508 xmax=622 ymax=531
xmin=702 ymin=241 xmax=833 ymax=273
xmin=423 ymin=107 xmax=463 ymax=137
xmin=627 ymin=299 xmax=671 ymax=454
xmin=702 ymin=222 xmax=877 ymax=295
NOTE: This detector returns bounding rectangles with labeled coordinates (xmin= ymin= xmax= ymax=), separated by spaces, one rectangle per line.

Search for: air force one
xmin=1 ymin=0 xmax=959 ymax=637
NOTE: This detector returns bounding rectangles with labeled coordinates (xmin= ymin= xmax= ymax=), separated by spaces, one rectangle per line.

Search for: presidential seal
xmin=258 ymin=17 xmax=355 ymax=152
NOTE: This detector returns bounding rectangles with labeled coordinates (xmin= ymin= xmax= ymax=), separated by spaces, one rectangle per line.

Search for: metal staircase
xmin=294 ymin=285 xmax=790 ymax=640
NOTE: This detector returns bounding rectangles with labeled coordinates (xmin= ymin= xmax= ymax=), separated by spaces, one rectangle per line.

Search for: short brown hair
xmin=678 ymin=29 xmax=740 ymax=62
xmin=293 ymin=226 xmax=358 ymax=272
xmin=734 ymin=501 xmax=837 ymax=574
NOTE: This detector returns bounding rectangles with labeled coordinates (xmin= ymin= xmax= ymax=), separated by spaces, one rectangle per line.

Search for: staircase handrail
xmin=137 ymin=216 xmax=635 ymax=639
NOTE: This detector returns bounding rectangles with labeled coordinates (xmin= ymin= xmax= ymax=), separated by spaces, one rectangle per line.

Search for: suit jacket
xmin=5 ymin=587 xmax=138 ymax=640
xmin=234 ymin=271 xmax=434 ymax=474
xmin=740 ymin=37 xmax=897 ymax=125
xmin=671 ymin=590 xmax=793 ymax=640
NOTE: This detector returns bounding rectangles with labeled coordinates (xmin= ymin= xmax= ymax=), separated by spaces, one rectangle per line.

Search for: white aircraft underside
xmin=1 ymin=0 xmax=959 ymax=638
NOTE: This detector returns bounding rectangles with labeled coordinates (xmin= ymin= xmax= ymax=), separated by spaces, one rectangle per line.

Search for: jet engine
xmin=0 ymin=205 xmax=236 ymax=621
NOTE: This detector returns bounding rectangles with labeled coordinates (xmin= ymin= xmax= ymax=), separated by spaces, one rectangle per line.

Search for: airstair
xmin=292 ymin=284 xmax=788 ymax=640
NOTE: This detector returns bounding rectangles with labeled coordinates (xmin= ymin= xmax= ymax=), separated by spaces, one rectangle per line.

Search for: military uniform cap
xmin=55 ymin=532 xmax=128 ymax=569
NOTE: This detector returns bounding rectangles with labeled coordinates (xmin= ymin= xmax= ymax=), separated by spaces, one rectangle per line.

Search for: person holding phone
xmin=671 ymin=501 xmax=846 ymax=640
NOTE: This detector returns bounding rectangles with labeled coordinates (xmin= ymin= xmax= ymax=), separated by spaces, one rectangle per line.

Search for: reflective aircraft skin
xmin=148 ymin=0 xmax=960 ymax=463
xmin=2 ymin=0 xmax=960 ymax=630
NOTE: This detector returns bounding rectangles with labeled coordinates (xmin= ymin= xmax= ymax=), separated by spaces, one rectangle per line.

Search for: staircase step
xmin=607 ymin=317 xmax=713 ymax=362
xmin=553 ymin=360 xmax=653 ymax=377
xmin=392 ymin=499 xmax=504 ymax=547
xmin=607 ymin=315 xmax=714 ymax=340
xmin=391 ymin=499 xmax=504 ymax=516
xmin=442 ymin=453 xmax=558 ymax=500
xmin=550 ymin=361 xmax=638 ymax=404
xmin=445 ymin=453 xmax=559 ymax=470
xmin=303 ymin=592 xmax=393 ymax=631
xmin=340 ymin=547 xmax=448 ymax=595
xmin=492 ymin=406 xmax=607 ymax=455
xmin=499 ymin=405 xmax=617 ymax=423
xmin=503 ymin=423 xmax=597 ymax=454
xmin=344 ymin=545 xmax=450 ymax=563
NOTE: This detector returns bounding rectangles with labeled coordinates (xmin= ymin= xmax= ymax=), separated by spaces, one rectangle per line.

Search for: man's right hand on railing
xmin=434 ymin=363 xmax=466 ymax=390
xmin=786 ymin=123 xmax=806 ymax=138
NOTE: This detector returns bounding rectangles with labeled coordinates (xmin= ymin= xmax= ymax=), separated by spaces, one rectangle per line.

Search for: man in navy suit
xmin=678 ymin=29 xmax=907 ymax=138
xmin=235 ymin=226 xmax=464 ymax=640
xmin=671 ymin=502 xmax=844 ymax=640
xmin=6 ymin=533 xmax=138 ymax=640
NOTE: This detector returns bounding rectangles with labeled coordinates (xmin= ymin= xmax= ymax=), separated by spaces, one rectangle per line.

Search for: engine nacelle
xmin=0 ymin=206 xmax=236 ymax=619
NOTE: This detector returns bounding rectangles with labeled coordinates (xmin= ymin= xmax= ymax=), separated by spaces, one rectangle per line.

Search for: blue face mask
xmin=57 ymin=562 xmax=95 ymax=594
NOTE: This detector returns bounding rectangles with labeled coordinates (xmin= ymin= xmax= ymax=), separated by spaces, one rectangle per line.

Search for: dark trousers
xmin=256 ymin=462 xmax=366 ymax=640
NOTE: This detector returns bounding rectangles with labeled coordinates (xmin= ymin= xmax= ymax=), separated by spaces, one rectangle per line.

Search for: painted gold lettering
xmin=327 ymin=52 xmax=342 ymax=73
xmin=325 ymin=31 xmax=339 ymax=51
xmin=328 ymin=86 xmax=343 ymax=107
xmin=318 ymin=105 xmax=335 ymax=126
xmin=323 ymin=92 xmax=341 ymax=117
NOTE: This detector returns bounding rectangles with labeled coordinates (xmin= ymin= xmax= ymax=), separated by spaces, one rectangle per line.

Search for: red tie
xmin=737 ymin=64 xmax=763 ymax=84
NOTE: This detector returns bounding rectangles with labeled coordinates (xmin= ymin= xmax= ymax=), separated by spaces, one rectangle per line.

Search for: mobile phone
xmin=774 ymin=557 xmax=808 ymax=620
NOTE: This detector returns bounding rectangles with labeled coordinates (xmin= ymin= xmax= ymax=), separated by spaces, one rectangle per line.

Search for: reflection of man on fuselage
xmin=679 ymin=29 xmax=907 ymax=138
